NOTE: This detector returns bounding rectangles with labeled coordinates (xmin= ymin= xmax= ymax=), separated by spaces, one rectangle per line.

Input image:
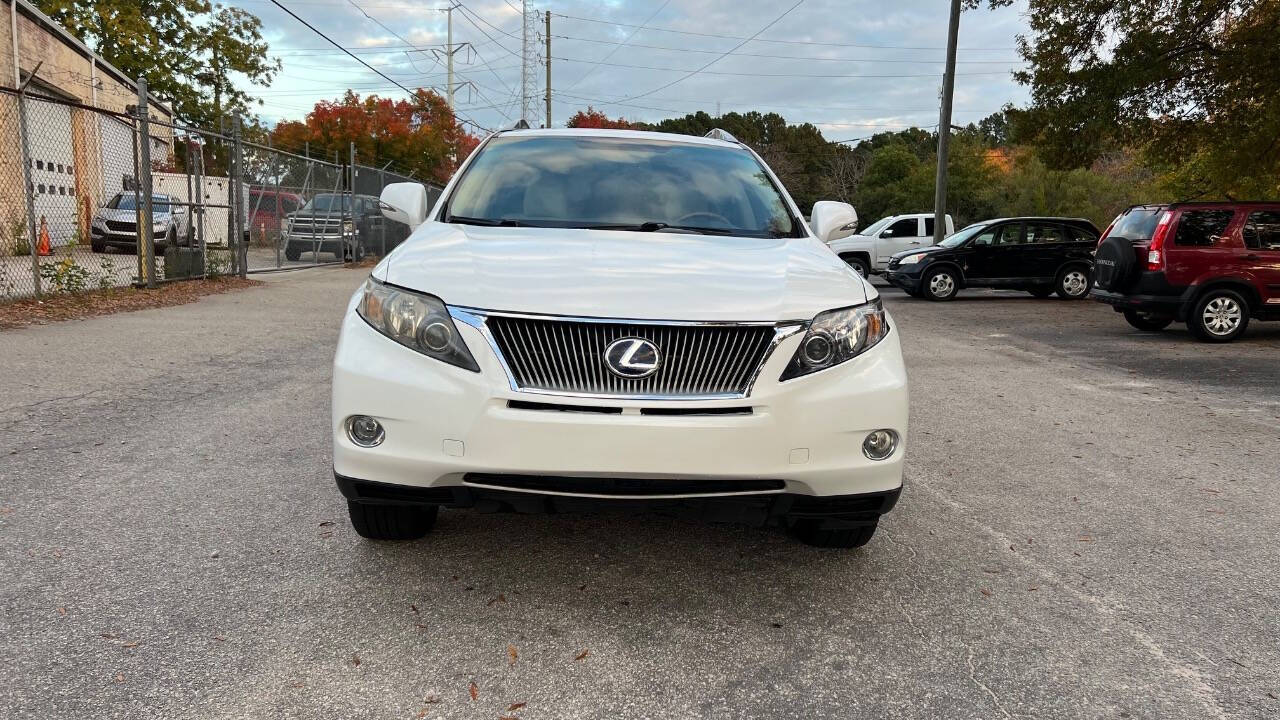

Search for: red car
xmin=1091 ymin=202 xmax=1280 ymax=342
xmin=248 ymin=188 xmax=305 ymax=237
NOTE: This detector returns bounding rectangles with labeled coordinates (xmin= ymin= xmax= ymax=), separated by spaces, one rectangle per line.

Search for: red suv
xmin=1091 ymin=202 xmax=1280 ymax=342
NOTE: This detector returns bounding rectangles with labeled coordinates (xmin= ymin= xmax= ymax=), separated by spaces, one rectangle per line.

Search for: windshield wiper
xmin=574 ymin=222 xmax=742 ymax=235
xmin=447 ymin=215 xmax=527 ymax=227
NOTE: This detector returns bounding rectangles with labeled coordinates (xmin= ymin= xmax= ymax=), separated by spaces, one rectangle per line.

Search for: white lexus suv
xmin=332 ymin=127 xmax=908 ymax=548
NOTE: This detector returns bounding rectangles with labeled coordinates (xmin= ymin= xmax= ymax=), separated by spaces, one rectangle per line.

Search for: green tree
xmin=977 ymin=0 xmax=1280 ymax=198
xmin=36 ymin=0 xmax=279 ymax=126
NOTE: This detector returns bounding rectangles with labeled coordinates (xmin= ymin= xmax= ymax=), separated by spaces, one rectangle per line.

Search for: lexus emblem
xmin=604 ymin=337 xmax=661 ymax=379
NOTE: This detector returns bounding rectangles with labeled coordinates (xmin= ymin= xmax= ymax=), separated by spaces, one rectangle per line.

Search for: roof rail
xmin=704 ymin=128 xmax=739 ymax=143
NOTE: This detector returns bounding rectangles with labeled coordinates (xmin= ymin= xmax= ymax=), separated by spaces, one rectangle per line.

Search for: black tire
xmin=91 ymin=239 xmax=105 ymax=254
xmin=840 ymin=254 xmax=870 ymax=278
xmin=1055 ymin=265 xmax=1093 ymax=299
xmin=1186 ymin=288 xmax=1250 ymax=343
xmin=347 ymin=501 xmax=437 ymax=540
xmin=922 ymin=267 xmax=959 ymax=301
xmin=1123 ymin=309 xmax=1174 ymax=331
xmin=284 ymin=245 xmax=301 ymax=261
xmin=1094 ymin=236 xmax=1136 ymax=292
xmin=788 ymin=519 xmax=878 ymax=548
xmin=1027 ymin=287 xmax=1054 ymax=299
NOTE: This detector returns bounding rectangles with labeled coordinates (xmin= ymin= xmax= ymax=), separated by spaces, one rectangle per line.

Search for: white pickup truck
xmin=827 ymin=213 xmax=955 ymax=276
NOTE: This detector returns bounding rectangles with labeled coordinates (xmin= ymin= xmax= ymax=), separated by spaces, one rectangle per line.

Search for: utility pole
xmin=933 ymin=0 xmax=961 ymax=244
xmin=521 ymin=0 xmax=537 ymax=122
xmin=446 ymin=4 xmax=454 ymax=109
xmin=544 ymin=11 xmax=551 ymax=128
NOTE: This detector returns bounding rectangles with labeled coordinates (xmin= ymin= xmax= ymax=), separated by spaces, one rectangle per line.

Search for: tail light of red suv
xmin=1146 ymin=210 xmax=1174 ymax=271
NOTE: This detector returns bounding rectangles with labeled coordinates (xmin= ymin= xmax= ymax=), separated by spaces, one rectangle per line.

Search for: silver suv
xmin=90 ymin=192 xmax=192 ymax=254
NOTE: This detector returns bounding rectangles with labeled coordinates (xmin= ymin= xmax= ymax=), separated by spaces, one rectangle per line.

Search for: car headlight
xmin=780 ymin=299 xmax=888 ymax=380
xmin=356 ymin=277 xmax=479 ymax=372
xmin=899 ymin=253 xmax=927 ymax=265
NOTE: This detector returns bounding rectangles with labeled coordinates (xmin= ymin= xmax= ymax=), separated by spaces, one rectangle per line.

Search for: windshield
xmin=108 ymin=194 xmax=171 ymax=214
xmin=1108 ymin=207 xmax=1164 ymax=242
xmin=939 ymin=222 xmax=991 ymax=248
xmin=858 ymin=216 xmax=896 ymax=237
xmin=444 ymin=135 xmax=799 ymax=237
xmin=301 ymin=194 xmax=351 ymax=213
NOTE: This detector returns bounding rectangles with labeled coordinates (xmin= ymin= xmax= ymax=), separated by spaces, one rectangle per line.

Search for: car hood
xmin=889 ymin=244 xmax=952 ymax=261
xmin=378 ymin=223 xmax=870 ymax=322
xmin=93 ymin=208 xmax=170 ymax=221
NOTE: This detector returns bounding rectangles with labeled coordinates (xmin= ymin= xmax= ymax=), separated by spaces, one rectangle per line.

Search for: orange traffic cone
xmin=37 ymin=216 xmax=52 ymax=256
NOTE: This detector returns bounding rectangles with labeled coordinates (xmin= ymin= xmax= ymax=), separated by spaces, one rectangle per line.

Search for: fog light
xmin=346 ymin=415 xmax=385 ymax=448
xmin=862 ymin=429 xmax=898 ymax=460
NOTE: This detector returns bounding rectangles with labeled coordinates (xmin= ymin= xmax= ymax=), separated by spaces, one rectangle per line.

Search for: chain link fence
xmin=0 ymin=83 xmax=446 ymax=300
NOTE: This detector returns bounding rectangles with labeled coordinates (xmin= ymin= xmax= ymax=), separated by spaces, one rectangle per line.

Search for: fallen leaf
xmin=52 ymin=549 xmax=63 ymax=558
xmin=770 ymin=622 xmax=783 ymax=629
xmin=979 ymin=588 xmax=993 ymax=597
xmin=423 ymin=691 xmax=442 ymax=704
xmin=1198 ymin=488 xmax=1221 ymax=494
xmin=100 ymin=633 xmax=118 ymax=639
xmin=416 ymin=711 xmax=429 ymax=719
xmin=1027 ymin=587 xmax=1039 ymax=592
xmin=574 ymin=649 xmax=589 ymax=662
xmin=319 ymin=521 xmax=335 ymax=527
xmin=288 ymin=682 xmax=305 ymax=689
xmin=499 ymin=716 xmax=518 ymax=720
xmin=1077 ymin=535 xmax=1095 ymax=542
xmin=410 ymin=604 xmax=419 ymax=614
xmin=507 ymin=702 xmax=527 ymax=711
xmin=507 ymin=644 xmax=518 ymax=666
xmin=487 ymin=594 xmax=506 ymax=606
xmin=213 ymin=636 xmax=226 ymax=642
xmin=578 ymin=584 xmax=587 ymax=591
xmin=319 ymin=531 xmax=333 ymax=538
xmin=122 ymin=641 xmax=139 ymax=648
xmin=415 ymin=623 xmax=429 ymax=630
xmin=115 ymin=673 xmax=124 ymax=683
xmin=982 ymin=568 xmax=1000 ymax=574
xmin=469 ymin=681 xmax=479 ymax=701
xmin=352 ymin=653 xmax=361 ymax=667
xmin=57 ymin=607 xmax=66 ymax=616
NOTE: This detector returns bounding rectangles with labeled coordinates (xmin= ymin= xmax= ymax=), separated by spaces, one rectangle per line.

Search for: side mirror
xmin=810 ymin=201 xmax=858 ymax=243
xmin=379 ymin=182 xmax=430 ymax=230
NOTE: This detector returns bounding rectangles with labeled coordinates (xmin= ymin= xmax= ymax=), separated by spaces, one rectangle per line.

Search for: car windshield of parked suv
xmin=302 ymin=194 xmax=351 ymax=213
xmin=108 ymin=193 xmax=171 ymax=214
xmin=858 ymin=216 xmax=895 ymax=237
xmin=444 ymin=135 xmax=800 ymax=238
xmin=1109 ymin=207 xmax=1164 ymax=241
xmin=939 ymin=222 xmax=990 ymax=248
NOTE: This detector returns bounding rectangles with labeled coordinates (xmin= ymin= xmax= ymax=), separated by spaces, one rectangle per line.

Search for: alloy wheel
xmin=929 ymin=272 xmax=955 ymax=297
xmin=1061 ymin=270 xmax=1089 ymax=296
xmin=1202 ymin=296 xmax=1242 ymax=336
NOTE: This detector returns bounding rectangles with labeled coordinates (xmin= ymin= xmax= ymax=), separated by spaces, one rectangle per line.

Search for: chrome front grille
xmin=481 ymin=314 xmax=781 ymax=398
xmin=289 ymin=217 xmax=345 ymax=236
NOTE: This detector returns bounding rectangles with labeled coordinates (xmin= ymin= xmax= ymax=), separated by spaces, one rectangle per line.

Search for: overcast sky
xmin=233 ymin=0 xmax=1031 ymax=140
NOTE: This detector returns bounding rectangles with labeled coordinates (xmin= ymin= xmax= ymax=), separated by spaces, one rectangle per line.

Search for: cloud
xmin=232 ymin=0 xmax=1031 ymax=135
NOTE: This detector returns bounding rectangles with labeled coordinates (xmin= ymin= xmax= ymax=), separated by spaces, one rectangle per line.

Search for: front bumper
xmin=332 ymin=303 xmax=908 ymax=500
xmin=883 ymin=267 xmax=923 ymax=293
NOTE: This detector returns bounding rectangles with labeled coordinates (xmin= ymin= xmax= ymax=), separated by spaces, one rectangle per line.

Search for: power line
xmin=555 ymin=11 xmax=1017 ymax=51
xmin=625 ymin=0 xmax=803 ymax=101
xmin=562 ymin=0 xmax=671 ymax=93
xmin=547 ymin=54 xmax=1016 ymax=78
xmin=549 ymin=33 xmax=1023 ymax=64
xmin=268 ymin=0 xmax=490 ymax=131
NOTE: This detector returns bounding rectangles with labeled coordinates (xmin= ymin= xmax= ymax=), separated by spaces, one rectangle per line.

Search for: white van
xmin=827 ymin=213 xmax=955 ymax=276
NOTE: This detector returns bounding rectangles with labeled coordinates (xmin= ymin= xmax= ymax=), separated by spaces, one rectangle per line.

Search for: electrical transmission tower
xmin=521 ymin=0 xmax=539 ymax=123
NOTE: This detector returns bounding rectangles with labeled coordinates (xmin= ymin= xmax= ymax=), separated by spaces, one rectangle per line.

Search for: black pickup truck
xmin=282 ymin=193 xmax=410 ymax=261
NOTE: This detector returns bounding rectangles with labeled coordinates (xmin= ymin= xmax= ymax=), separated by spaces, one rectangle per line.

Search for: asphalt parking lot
xmin=2 ymin=268 xmax=1277 ymax=719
